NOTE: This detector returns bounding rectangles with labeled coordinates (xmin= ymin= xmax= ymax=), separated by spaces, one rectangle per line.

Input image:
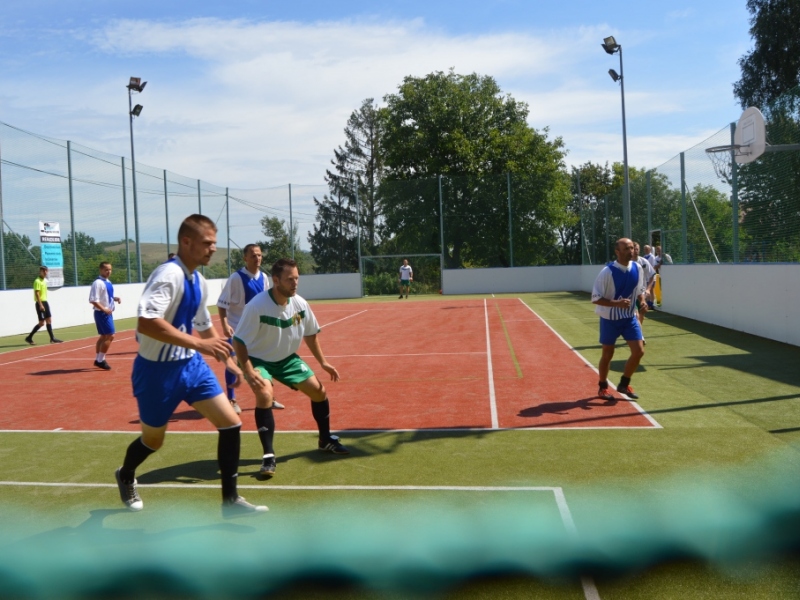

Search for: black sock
xmin=120 ymin=437 xmax=156 ymax=482
xmin=46 ymin=324 xmax=54 ymax=340
xmin=255 ymin=407 xmax=275 ymax=455
xmin=28 ymin=324 xmax=41 ymax=338
xmin=311 ymin=398 xmax=331 ymax=440
xmin=619 ymin=376 xmax=631 ymax=388
xmin=599 ymin=380 xmax=608 ymax=389
xmin=218 ymin=425 xmax=241 ymax=502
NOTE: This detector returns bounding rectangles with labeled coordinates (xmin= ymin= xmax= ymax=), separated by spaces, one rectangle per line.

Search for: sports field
xmin=1 ymin=292 xmax=799 ymax=599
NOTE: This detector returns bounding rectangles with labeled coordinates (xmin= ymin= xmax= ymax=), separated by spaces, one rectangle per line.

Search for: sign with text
xmin=39 ymin=221 xmax=64 ymax=288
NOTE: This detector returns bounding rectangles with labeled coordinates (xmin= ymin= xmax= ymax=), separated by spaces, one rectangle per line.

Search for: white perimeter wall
xmin=0 ymin=272 xmax=362 ymax=338
xmin=2 ymin=266 xmax=798 ymax=347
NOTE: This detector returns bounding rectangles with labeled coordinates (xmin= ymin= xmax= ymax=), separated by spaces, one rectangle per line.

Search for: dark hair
xmin=99 ymin=261 xmax=112 ymax=269
xmin=271 ymin=258 xmax=298 ymax=278
xmin=177 ymin=214 xmax=217 ymax=242
xmin=39 ymin=266 xmax=48 ymax=272
xmin=243 ymin=244 xmax=260 ymax=257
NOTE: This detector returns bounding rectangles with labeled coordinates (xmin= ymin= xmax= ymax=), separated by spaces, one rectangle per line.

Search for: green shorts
xmin=250 ymin=354 xmax=315 ymax=387
xmin=400 ymin=280 xmax=411 ymax=287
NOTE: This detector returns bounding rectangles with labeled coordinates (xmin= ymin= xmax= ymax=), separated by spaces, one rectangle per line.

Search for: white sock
xmin=97 ymin=353 xmax=105 ymax=362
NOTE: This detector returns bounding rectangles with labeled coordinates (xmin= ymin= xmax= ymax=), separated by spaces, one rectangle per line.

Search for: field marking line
xmin=494 ymin=302 xmax=523 ymax=378
xmin=0 ymin=334 xmax=138 ymax=367
xmin=320 ymin=309 xmax=368 ymax=328
xmin=516 ymin=298 xmax=662 ymax=429
xmin=553 ymin=487 xmax=601 ymax=600
xmin=484 ymin=299 xmax=499 ymax=429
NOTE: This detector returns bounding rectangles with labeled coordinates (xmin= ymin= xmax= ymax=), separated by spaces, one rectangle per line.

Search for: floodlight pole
xmin=603 ymin=37 xmax=632 ymax=239
xmin=127 ymin=77 xmax=145 ymax=282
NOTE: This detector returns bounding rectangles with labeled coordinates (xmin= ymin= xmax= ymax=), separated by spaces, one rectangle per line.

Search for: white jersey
xmin=642 ymin=252 xmax=657 ymax=268
xmin=399 ymin=264 xmax=413 ymax=281
xmin=136 ymin=258 xmax=213 ymax=362
xmin=233 ymin=290 xmax=321 ymax=363
xmin=216 ymin=268 xmax=268 ymax=331
xmin=89 ymin=277 xmax=115 ymax=312
xmin=592 ymin=261 xmax=646 ymax=320
xmin=636 ymin=256 xmax=656 ymax=284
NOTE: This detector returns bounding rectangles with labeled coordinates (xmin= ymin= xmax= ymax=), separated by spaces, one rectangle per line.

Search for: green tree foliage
xmin=733 ymin=0 xmax=800 ymax=110
xmin=257 ymin=215 xmax=312 ymax=273
xmin=570 ymin=162 xmax=616 ymax=265
xmin=380 ymin=70 xmax=569 ymax=268
xmin=684 ymin=184 xmax=734 ymax=263
xmin=1 ymin=231 xmax=40 ymax=290
xmin=308 ymin=195 xmax=359 ymax=273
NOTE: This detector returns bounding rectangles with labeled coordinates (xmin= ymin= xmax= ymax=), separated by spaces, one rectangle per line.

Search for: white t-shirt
xmin=136 ymin=258 xmax=213 ymax=362
xmin=642 ymin=253 xmax=656 ymax=268
xmin=233 ymin=290 xmax=321 ymax=363
xmin=592 ymin=261 xmax=646 ymax=320
xmin=89 ymin=277 xmax=115 ymax=312
xmin=217 ymin=268 xmax=268 ymax=331
xmin=399 ymin=264 xmax=413 ymax=281
xmin=636 ymin=256 xmax=656 ymax=284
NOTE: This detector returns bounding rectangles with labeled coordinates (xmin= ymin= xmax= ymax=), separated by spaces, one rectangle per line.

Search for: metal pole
xmin=730 ymin=122 xmax=739 ymax=263
xmin=226 ymin=188 xmax=231 ymax=276
xmin=646 ymin=170 xmax=652 ymax=246
xmin=67 ymin=141 xmax=78 ymax=286
xmin=164 ymin=169 xmax=170 ymax=257
xmin=0 ymin=126 xmax=6 ymax=290
xmin=507 ymin=172 xmax=513 ymax=267
xmin=438 ymin=175 xmax=445 ymax=264
xmin=680 ymin=152 xmax=688 ymax=263
xmin=197 ymin=179 xmax=201 ymax=214
xmin=288 ymin=183 xmax=294 ymax=259
xmin=121 ymin=158 xmax=131 ymax=283
xmin=356 ymin=187 xmax=362 ymax=294
xmin=604 ymin=195 xmax=610 ymax=263
xmin=618 ymin=46 xmax=632 ymax=239
xmin=128 ymin=90 xmax=143 ymax=282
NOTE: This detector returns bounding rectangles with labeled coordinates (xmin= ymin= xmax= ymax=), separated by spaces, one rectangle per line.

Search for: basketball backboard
xmin=733 ymin=106 xmax=766 ymax=164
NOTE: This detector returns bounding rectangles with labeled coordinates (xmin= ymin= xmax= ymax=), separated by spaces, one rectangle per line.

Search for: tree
xmin=733 ymin=0 xmax=800 ymax=109
xmin=257 ymin=216 xmax=311 ymax=273
xmin=380 ymin=70 xmax=569 ymax=268
xmin=569 ymin=162 xmax=616 ymax=265
xmin=310 ymin=99 xmax=385 ymax=272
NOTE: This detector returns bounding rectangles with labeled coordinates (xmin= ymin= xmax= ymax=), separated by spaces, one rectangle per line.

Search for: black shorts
xmin=35 ymin=301 xmax=52 ymax=321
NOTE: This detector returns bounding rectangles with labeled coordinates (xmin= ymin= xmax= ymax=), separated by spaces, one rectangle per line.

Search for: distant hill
xmin=103 ymin=242 xmax=231 ymax=265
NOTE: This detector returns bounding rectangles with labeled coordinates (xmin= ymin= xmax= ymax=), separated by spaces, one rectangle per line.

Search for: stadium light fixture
xmin=602 ymin=35 xmax=631 ymax=239
xmin=127 ymin=77 xmax=146 ymax=282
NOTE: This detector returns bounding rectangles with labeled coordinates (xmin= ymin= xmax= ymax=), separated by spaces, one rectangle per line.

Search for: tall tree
xmin=733 ymin=0 xmax=800 ymax=109
xmin=258 ymin=216 xmax=309 ymax=272
xmin=380 ymin=70 xmax=569 ymax=268
xmin=307 ymin=195 xmax=359 ymax=273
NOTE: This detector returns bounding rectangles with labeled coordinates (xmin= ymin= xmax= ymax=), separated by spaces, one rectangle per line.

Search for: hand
xmin=321 ymin=363 xmax=340 ymax=382
xmin=223 ymin=324 xmax=235 ymax=339
xmin=198 ymin=337 xmax=234 ymax=362
xmin=243 ymin=369 xmax=267 ymax=393
xmin=115 ymin=297 xmax=122 ymax=304
xmin=105 ymin=307 xmax=113 ymax=315
xmin=615 ymin=298 xmax=631 ymax=308
xmin=225 ymin=362 xmax=243 ymax=388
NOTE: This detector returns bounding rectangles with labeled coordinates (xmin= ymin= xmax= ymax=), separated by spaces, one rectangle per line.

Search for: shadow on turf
xmin=29 ymin=368 xmax=96 ymax=375
xmin=518 ymin=396 xmax=618 ymax=418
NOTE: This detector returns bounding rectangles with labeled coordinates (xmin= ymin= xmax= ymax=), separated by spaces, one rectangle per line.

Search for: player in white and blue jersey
xmin=591 ymin=238 xmax=647 ymax=401
xmin=114 ymin=214 xmax=267 ymax=518
xmin=88 ymin=261 xmax=121 ymax=370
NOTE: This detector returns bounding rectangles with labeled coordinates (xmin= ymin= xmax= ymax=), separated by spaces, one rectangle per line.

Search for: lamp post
xmin=602 ymin=36 xmax=631 ymax=239
xmin=127 ymin=76 xmax=146 ymax=282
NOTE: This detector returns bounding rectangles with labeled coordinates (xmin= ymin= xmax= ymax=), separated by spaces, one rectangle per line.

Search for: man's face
xmin=615 ymin=239 xmax=634 ymax=263
xmin=100 ymin=265 xmax=112 ymax=278
xmin=183 ymin=226 xmax=217 ymax=266
xmin=245 ymin=247 xmax=262 ymax=271
xmin=39 ymin=269 xmax=48 ymax=278
xmin=632 ymin=244 xmax=640 ymax=259
xmin=273 ymin=266 xmax=299 ymax=298
xmin=403 ymin=260 xmax=408 ymax=266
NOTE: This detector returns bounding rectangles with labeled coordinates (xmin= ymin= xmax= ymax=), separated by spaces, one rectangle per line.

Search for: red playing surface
xmin=0 ymin=299 xmax=657 ymax=432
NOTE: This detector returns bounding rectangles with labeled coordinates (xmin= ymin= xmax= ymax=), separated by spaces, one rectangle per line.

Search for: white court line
xmin=516 ymin=298 xmax=662 ymax=429
xmin=0 ymin=335 xmax=136 ymax=367
xmin=0 ymin=481 xmax=599 ymax=600
xmin=484 ymin=299 xmax=499 ymax=429
xmin=320 ymin=310 xmax=367 ymax=328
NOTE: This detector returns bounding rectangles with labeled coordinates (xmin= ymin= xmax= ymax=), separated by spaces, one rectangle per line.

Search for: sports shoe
xmin=230 ymin=399 xmax=242 ymax=414
xmin=399 ymin=295 xmax=403 ymax=299
xmin=222 ymin=496 xmax=268 ymax=518
xmin=272 ymin=400 xmax=285 ymax=410
xmin=597 ymin=385 xmax=615 ymax=402
xmin=260 ymin=454 xmax=276 ymax=477
xmin=94 ymin=360 xmax=111 ymax=370
xmin=24 ymin=336 xmax=34 ymax=345
xmin=50 ymin=338 xmax=63 ymax=344
xmin=319 ymin=435 xmax=349 ymax=455
xmin=617 ymin=385 xmax=639 ymax=400
xmin=114 ymin=467 xmax=143 ymax=512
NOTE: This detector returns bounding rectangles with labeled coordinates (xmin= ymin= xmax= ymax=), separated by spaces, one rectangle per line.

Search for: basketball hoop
xmin=705 ymin=144 xmax=747 ymax=182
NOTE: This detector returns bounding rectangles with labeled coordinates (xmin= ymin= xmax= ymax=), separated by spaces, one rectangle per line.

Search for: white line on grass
xmin=484 ymin=299 xmax=499 ymax=429
xmin=516 ymin=298 xmax=662 ymax=429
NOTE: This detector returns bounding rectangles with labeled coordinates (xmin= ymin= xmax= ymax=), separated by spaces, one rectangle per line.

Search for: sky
xmin=0 ymin=0 xmax=754 ymax=191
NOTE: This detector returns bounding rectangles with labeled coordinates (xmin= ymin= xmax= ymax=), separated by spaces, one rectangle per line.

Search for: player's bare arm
xmin=592 ymin=297 xmax=631 ymax=308
xmin=218 ymin=307 xmax=234 ymax=338
xmin=304 ymin=334 xmax=340 ymax=382
xmin=137 ymin=317 xmax=233 ymax=362
xmin=231 ymin=338 xmax=269 ymax=392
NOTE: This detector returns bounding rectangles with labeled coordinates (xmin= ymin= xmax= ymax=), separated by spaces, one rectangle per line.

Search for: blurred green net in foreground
xmin=1 ymin=451 xmax=799 ymax=597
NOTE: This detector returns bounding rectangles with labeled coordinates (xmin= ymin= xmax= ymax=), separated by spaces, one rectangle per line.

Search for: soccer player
xmin=233 ymin=258 xmax=348 ymax=478
xmin=217 ymin=243 xmax=284 ymax=414
xmin=114 ymin=214 xmax=267 ymax=517
xmin=398 ymin=259 xmax=413 ymax=299
xmin=88 ymin=261 xmax=121 ymax=370
xmin=24 ymin=266 xmax=63 ymax=345
xmin=632 ymin=242 xmax=656 ymax=336
xmin=592 ymin=238 xmax=646 ymax=401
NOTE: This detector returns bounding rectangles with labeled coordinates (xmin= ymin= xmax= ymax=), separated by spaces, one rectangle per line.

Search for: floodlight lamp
xmin=602 ymin=36 xmax=619 ymax=55
xmin=131 ymin=104 xmax=143 ymax=117
xmin=127 ymin=77 xmax=147 ymax=93
xmin=608 ymin=69 xmax=621 ymax=82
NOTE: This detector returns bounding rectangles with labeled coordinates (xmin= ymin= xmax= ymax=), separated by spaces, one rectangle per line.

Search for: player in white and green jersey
xmin=233 ymin=258 xmax=348 ymax=478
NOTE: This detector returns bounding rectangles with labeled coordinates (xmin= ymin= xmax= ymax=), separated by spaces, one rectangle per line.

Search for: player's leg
xmin=596 ymin=318 xmax=618 ymax=401
xmin=617 ymin=318 xmax=645 ymax=399
xmin=43 ymin=303 xmax=62 ymax=343
xmin=224 ymin=338 xmax=241 ymax=414
xmin=294 ymin=375 xmax=349 ymax=455
xmin=247 ymin=364 xmax=278 ymax=477
xmin=116 ymin=422 xmax=164 ymax=512
xmin=25 ymin=304 xmax=45 ymax=344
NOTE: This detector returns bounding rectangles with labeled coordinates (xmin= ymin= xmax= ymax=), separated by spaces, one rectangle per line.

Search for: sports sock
xmin=598 ymin=380 xmax=609 ymax=388
xmin=255 ymin=407 xmax=275 ymax=455
xmin=619 ymin=376 xmax=631 ymax=389
xmin=27 ymin=324 xmax=41 ymax=339
xmin=311 ymin=398 xmax=331 ymax=440
xmin=218 ymin=425 xmax=241 ymax=502
xmin=97 ymin=353 xmax=106 ymax=362
xmin=46 ymin=324 xmax=54 ymax=340
xmin=120 ymin=437 xmax=156 ymax=482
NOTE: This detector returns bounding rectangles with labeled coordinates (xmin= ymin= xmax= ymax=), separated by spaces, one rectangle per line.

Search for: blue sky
xmin=0 ymin=0 xmax=753 ymax=189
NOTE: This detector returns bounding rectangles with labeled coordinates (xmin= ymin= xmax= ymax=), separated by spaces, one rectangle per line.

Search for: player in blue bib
xmin=88 ymin=261 xmax=121 ymax=370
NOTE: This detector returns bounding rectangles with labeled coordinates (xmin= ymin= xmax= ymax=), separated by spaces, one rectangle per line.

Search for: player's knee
xmin=632 ymin=345 xmax=645 ymax=359
xmin=142 ymin=435 xmax=164 ymax=451
xmin=310 ymin=384 xmax=327 ymax=402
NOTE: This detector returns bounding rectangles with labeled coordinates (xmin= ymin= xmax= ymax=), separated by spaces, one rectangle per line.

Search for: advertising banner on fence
xmin=39 ymin=221 xmax=64 ymax=288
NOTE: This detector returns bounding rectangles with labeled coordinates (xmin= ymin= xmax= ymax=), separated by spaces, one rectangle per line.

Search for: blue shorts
xmin=131 ymin=353 xmax=223 ymax=427
xmin=93 ymin=310 xmax=115 ymax=335
xmin=599 ymin=316 xmax=642 ymax=346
